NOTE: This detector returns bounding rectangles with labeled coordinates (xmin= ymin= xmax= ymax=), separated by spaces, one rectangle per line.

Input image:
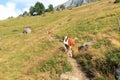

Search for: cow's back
xmin=68 ymin=38 xmax=75 ymax=47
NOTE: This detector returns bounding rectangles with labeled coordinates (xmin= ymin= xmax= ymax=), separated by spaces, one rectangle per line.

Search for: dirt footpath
xmin=60 ymin=57 xmax=89 ymax=80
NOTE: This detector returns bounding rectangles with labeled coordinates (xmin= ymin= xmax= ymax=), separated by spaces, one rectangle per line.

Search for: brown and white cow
xmin=63 ymin=36 xmax=75 ymax=57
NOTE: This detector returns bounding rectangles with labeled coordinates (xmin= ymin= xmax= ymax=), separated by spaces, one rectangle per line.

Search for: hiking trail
xmin=60 ymin=56 xmax=89 ymax=80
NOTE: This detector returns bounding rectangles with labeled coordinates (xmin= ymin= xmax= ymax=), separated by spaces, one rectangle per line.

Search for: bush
xmin=106 ymin=47 xmax=120 ymax=71
xmin=114 ymin=0 xmax=120 ymax=3
xmin=75 ymin=47 xmax=120 ymax=79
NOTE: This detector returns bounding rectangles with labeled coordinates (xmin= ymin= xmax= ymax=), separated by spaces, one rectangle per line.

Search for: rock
xmin=78 ymin=45 xmax=88 ymax=52
xmin=60 ymin=72 xmax=70 ymax=80
xmin=55 ymin=0 xmax=98 ymax=10
xmin=115 ymin=68 xmax=120 ymax=80
xmin=23 ymin=27 xmax=31 ymax=34
xmin=78 ymin=41 xmax=93 ymax=52
xmin=60 ymin=72 xmax=79 ymax=80
xmin=83 ymin=41 xmax=93 ymax=46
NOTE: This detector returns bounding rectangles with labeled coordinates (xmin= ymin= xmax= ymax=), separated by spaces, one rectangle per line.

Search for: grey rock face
xmin=55 ymin=0 xmax=98 ymax=10
xmin=64 ymin=0 xmax=85 ymax=8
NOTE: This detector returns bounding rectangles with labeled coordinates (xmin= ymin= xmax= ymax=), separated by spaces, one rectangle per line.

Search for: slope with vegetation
xmin=0 ymin=0 xmax=120 ymax=80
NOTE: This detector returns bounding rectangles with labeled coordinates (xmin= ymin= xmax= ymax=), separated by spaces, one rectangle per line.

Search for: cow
xmin=63 ymin=36 xmax=75 ymax=57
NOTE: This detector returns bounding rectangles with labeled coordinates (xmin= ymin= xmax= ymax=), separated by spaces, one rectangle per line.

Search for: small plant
xmin=97 ymin=75 xmax=106 ymax=80
xmin=12 ymin=29 xmax=18 ymax=32
xmin=93 ymin=43 xmax=101 ymax=49
xmin=106 ymin=47 xmax=120 ymax=69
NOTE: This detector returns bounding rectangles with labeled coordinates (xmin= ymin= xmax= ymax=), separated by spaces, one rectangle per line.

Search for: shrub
xmin=114 ymin=0 xmax=120 ymax=3
xmin=106 ymin=47 xmax=120 ymax=71
xmin=75 ymin=47 xmax=120 ymax=79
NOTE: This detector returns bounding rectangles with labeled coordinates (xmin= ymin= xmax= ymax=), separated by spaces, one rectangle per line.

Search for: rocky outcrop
xmin=55 ymin=0 xmax=98 ymax=10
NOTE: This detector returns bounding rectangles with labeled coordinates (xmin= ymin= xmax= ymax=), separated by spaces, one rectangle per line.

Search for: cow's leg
xmin=69 ymin=50 xmax=73 ymax=57
xmin=69 ymin=46 xmax=73 ymax=57
xmin=64 ymin=44 xmax=69 ymax=52
xmin=67 ymin=46 xmax=73 ymax=57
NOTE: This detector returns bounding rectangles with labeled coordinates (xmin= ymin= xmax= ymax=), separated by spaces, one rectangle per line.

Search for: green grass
xmin=39 ymin=53 xmax=72 ymax=74
xmin=0 ymin=0 xmax=120 ymax=80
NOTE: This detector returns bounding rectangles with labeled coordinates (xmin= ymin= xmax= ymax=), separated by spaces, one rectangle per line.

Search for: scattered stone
xmin=23 ymin=27 xmax=31 ymax=34
xmin=60 ymin=72 xmax=79 ymax=80
xmin=83 ymin=41 xmax=93 ymax=46
xmin=78 ymin=45 xmax=88 ymax=52
xmin=115 ymin=68 xmax=120 ymax=80
xmin=78 ymin=41 xmax=93 ymax=52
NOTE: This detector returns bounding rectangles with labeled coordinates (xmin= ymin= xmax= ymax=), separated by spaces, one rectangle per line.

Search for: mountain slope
xmin=55 ymin=0 xmax=98 ymax=9
xmin=0 ymin=0 xmax=120 ymax=80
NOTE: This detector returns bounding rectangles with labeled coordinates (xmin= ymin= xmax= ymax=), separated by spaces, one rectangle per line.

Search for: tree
xmin=115 ymin=0 xmax=120 ymax=3
xmin=45 ymin=9 xmax=49 ymax=12
xmin=56 ymin=7 xmax=60 ymax=11
xmin=8 ymin=16 xmax=13 ymax=19
xmin=18 ymin=14 xmax=23 ymax=17
xmin=29 ymin=2 xmax=45 ymax=16
xmin=23 ymin=11 xmax=29 ymax=16
xmin=34 ymin=2 xmax=45 ymax=15
xmin=48 ymin=4 xmax=54 ymax=12
xmin=60 ymin=5 xmax=65 ymax=10
xmin=29 ymin=6 xmax=35 ymax=15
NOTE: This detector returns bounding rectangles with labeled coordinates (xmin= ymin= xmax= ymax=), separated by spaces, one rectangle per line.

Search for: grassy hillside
xmin=0 ymin=0 xmax=120 ymax=80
